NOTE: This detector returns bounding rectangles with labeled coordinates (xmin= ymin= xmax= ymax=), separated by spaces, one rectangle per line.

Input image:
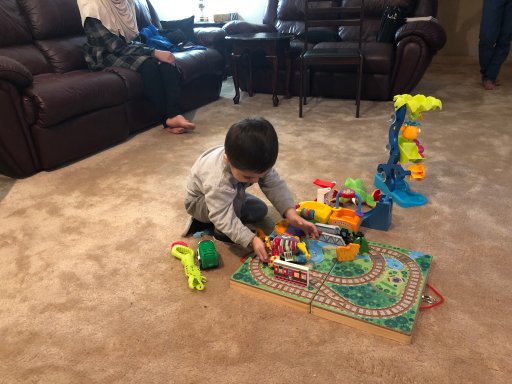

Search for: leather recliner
xmin=223 ymin=0 xmax=446 ymax=102
xmin=0 ymin=0 xmax=226 ymax=178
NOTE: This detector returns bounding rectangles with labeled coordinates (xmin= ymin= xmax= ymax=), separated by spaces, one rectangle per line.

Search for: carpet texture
xmin=1 ymin=61 xmax=511 ymax=384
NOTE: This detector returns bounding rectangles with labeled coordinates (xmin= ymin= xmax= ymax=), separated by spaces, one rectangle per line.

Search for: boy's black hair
xmin=224 ymin=117 xmax=278 ymax=173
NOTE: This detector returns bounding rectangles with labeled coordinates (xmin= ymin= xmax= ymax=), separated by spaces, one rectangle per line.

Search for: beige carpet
xmin=1 ymin=61 xmax=511 ymax=384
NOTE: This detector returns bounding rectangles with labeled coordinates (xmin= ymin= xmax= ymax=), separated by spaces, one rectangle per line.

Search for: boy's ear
xmin=223 ymin=153 xmax=229 ymax=164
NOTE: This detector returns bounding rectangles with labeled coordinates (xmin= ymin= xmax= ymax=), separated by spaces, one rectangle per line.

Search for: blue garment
xmin=479 ymin=0 xmax=512 ymax=82
xmin=140 ymin=24 xmax=207 ymax=52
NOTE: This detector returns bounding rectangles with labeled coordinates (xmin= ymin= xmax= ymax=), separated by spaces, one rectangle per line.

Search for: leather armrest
xmin=222 ymin=20 xmax=276 ymax=35
xmin=0 ymin=56 xmax=33 ymax=88
xmin=194 ymin=27 xmax=227 ymax=46
xmin=396 ymin=21 xmax=447 ymax=53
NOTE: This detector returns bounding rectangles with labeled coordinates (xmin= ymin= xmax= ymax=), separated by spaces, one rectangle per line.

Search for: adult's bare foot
xmin=166 ymin=115 xmax=196 ymax=132
xmin=165 ymin=127 xmax=186 ymax=134
xmin=482 ymin=80 xmax=496 ymax=90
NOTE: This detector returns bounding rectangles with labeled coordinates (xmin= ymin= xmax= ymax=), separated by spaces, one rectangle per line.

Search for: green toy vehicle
xmin=197 ymin=240 xmax=219 ymax=269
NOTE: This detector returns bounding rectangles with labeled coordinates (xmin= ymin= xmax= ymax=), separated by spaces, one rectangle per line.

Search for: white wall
xmin=150 ymin=0 xmax=267 ymax=24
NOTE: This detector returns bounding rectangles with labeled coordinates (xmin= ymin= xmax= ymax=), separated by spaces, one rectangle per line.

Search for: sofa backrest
xmin=0 ymin=0 xmax=54 ymax=75
xmin=22 ymin=0 xmax=88 ymax=73
xmin=0 ymin=0 xmax=161 ymax=76
xmin=264 ymin=0 xmax=437 ymax=41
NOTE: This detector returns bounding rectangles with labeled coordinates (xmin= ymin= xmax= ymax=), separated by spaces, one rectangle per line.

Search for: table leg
xmin=285 ymin=56 xmax=291 ymax=99
xmin=271 ymin=56 xmax=279 ymax=107
xmin=230 ymin=54 xmax=240 ymax=104
xmin=248 ymin=52 xmax=254 ymax=97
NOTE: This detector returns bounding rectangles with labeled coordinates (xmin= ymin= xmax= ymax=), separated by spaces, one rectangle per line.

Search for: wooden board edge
xmin=230 ymin=279 xmax=311 ymax=313
xmin=311 ymin=306 xmax=412 ymax=344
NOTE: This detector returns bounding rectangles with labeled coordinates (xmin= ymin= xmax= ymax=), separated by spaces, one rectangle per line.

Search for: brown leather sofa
xmin=223 ymin=0 xmax=446 ymax=102
xmin=0 ymin=0 xmax=226 ymax=178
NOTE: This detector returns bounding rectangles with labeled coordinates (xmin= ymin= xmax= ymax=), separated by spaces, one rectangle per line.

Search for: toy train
xmin=273 ymin=259 xmax=309 ymax=287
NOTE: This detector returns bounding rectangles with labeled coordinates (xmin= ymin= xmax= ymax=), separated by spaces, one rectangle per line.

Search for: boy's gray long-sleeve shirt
xmin=184 ymin=146 xmax=296 ymax=247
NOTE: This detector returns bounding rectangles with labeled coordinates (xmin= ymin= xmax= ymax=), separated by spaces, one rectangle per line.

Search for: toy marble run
xmin=375 ymin=94 xmax=442 ymax=208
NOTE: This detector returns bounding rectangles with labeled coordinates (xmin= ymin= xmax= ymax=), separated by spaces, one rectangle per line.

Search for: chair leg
xmin=299 ymin=58 xmax=304 ymax=118
xmin=355 ymin=59 xmax=363 ymax=118
xmin=304 ymin=67 xmax=310 ymax=105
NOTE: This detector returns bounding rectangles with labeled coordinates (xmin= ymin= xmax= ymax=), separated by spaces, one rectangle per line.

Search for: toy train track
xmin=247 ymin=244 xmax=423 ymax=318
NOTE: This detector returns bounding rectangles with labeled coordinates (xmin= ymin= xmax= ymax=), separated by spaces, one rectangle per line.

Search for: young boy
xmin=183 ymin=117 xmax=319 ymax=261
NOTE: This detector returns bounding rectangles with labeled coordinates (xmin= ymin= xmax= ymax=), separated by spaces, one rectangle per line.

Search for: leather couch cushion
xmin=175 ymin=48 xmax=224 ymax=83
xmin=277 ymin=0 xmax=303 ymax=20
xmin=314 ymin=41 xmax=394 ymax=74
xmin=103 ymin=67 xmax=144 ymax=100
xmin=343 ymin=0 xmax=417 ymax=18
xmin=0 ymin=45 xmax=53 ymax=75
xmin=19 ymin=0 xmax=84 ymax=40
xmin=0 ymin=0 xmax=33 ymax=46
xmin=36 ymin=36 xmax=88 ymax=73
xmin=26 ymin=70 xmax=127 ymax=127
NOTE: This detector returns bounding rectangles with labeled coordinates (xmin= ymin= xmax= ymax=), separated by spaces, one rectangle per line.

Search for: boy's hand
xmin=251 ymin=236 xmax=269 ymax=262
xmin=284 ymin=208 xmax=320 ymax=239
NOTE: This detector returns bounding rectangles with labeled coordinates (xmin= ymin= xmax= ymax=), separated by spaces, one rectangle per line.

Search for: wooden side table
xmin=225 ymin=32 xmax=294 ymax=107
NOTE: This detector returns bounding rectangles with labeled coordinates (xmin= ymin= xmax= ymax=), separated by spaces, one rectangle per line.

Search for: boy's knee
xmin=242 ymin=196 xmax=268 ymax=223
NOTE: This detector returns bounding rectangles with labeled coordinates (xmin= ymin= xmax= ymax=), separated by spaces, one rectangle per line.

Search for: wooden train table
xmin=230 ymin=241 xmax=433 ymax=344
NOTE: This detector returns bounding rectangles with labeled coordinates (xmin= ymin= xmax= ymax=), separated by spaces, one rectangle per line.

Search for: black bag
xmin=377 ymin=5 xmax=407 ymax=43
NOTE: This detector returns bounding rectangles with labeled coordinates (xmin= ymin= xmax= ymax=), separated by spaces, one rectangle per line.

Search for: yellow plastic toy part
xmin=393 ymin=94 xmax=442 ymax=121
xmin=171 ymin=245 xmax=206 ymax=290
xmin=296 ymin=201 xmax=332 ymax=223
xmin=297 ymin=242 xmax=310 ymax=260
xmin=398 ymin=136 xmax=423 ymax=164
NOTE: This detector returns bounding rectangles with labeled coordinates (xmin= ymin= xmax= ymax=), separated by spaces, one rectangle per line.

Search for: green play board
xmin=230 ymin=241 xmax=433 ymax=343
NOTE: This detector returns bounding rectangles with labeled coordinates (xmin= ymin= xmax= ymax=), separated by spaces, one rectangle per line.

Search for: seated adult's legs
xmin=138 ymin=59 xmax=195 ymax=133
xmin=158 ymin=62 xmax=195 ymax=133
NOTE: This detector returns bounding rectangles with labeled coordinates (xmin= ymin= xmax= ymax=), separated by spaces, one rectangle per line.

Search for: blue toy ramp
xmin=374 ymin=173 xmax=427 ymax=208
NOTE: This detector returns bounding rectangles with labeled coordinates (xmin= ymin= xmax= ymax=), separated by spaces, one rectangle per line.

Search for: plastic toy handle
xmin=313 ymin=179 xmax=336 ymax=189
xmin=171 ymin=244 xmax=195 ymax=262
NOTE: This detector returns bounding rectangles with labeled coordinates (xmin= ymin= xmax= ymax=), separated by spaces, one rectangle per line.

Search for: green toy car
xmin=197 ymin=240 xmax=219 ymax=269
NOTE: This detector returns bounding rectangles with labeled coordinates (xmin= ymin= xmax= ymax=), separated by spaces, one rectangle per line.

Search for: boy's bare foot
xmin=482 ymin=80 xmax=496 ymax=90
xmin=164 ymin=115 xmax=196 ymax=134
xmin=494 ymin=79 xmax=502 ymax=86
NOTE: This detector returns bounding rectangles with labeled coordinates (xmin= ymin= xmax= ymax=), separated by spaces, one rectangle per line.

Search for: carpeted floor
xmin=1 ymin=60 xmax=511 ymax=384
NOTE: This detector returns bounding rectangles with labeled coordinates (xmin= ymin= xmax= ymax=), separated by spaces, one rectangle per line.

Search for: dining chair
xmin=299 ymin=0 xmax=365 ymax=118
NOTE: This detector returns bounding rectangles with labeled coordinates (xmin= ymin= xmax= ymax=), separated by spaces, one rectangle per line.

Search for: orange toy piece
xmin=336 ymin=243 xmax=360 ymax=262
xmin=400 ymin=124 xmax=421 ymax=140
xmin=408 ymin=164 xmax=425 ymax=180
xmin=329 ymin=208 xmax=362 ymax=232
xmin=274 ymin=219 xmax=289 ymax=235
